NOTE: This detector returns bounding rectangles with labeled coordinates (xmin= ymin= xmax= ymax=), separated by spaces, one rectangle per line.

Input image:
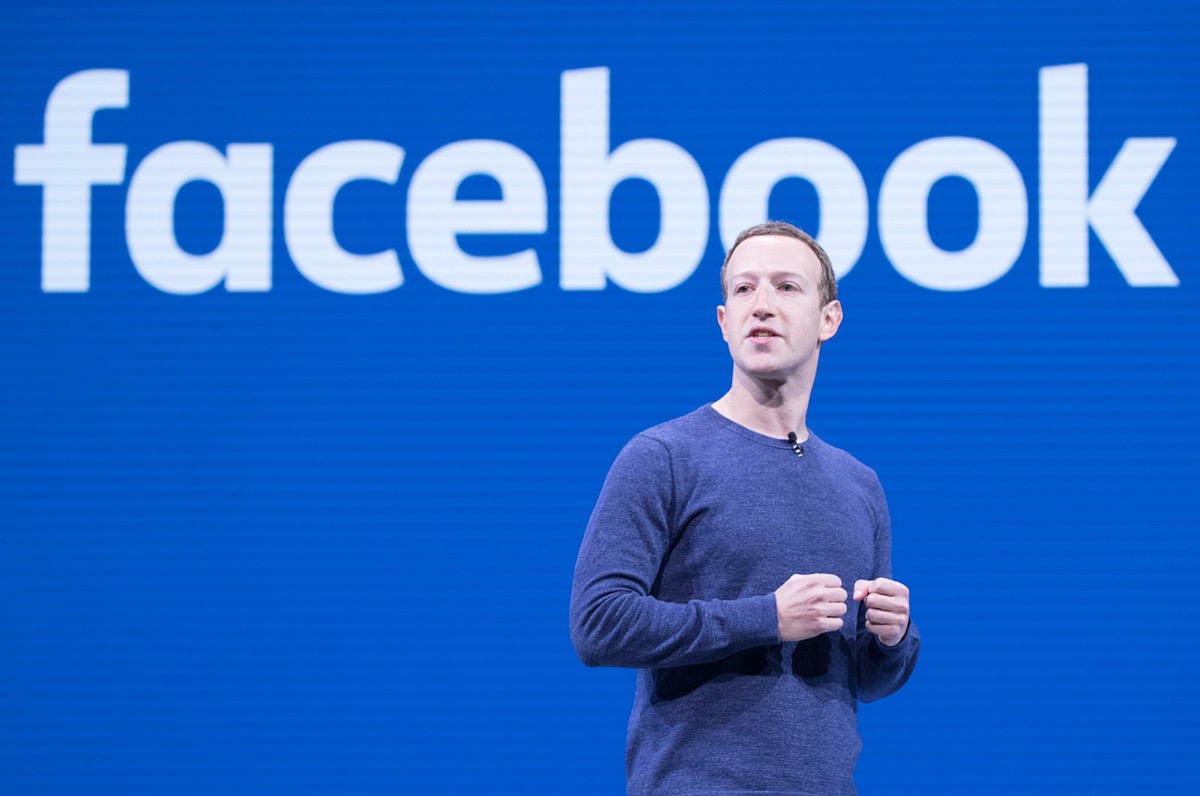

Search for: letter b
xmin=560 ymin=67 xmax=708 ymax=292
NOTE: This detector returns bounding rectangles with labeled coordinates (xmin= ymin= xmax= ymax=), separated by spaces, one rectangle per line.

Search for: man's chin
xmin=738 ymin=364 xmax=789 ymax=385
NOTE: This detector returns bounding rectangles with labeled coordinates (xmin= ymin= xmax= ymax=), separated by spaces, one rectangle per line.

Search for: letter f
xmin=15 ymin=70 xmax=129 ymax=292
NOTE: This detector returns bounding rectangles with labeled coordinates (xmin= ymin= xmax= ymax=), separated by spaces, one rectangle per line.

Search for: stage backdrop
xmin=2 ymin=1 xmax=1198 ymax=793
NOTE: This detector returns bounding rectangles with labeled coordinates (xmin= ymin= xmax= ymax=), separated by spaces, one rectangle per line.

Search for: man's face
xmin=717 ymin=235 xmax=843 ymax=383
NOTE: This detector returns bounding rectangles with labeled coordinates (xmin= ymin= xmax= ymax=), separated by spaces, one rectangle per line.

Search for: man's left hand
xmin=852 ymin=577 xmax=910 ymax=647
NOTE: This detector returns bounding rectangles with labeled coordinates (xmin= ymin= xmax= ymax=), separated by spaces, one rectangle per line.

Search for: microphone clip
xmin=786 ymin=431 xmax=804 ymax=458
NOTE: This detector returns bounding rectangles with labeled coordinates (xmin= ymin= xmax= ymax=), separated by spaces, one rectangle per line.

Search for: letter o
xmin=878 ymin=137 xmax=1028 ymax=291
xmin=719 ymin=139 xmax=868 ymax=279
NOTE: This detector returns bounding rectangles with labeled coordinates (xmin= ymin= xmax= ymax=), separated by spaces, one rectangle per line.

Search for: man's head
xmin=720 ymin=222 xmax=837 ymax=307
xmin=716 ymin=223 xmax=843 ymax=385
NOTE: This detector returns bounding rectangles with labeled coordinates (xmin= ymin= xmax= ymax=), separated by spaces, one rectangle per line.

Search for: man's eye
xmin=734 ymin=285 xmax=751 ymax=294
xmin=779 ymin=283 xmax=798 ymax=292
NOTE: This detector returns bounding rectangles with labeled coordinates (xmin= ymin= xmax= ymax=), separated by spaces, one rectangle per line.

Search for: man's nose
xmin=752 ymin=287 xmax=775 ymax=316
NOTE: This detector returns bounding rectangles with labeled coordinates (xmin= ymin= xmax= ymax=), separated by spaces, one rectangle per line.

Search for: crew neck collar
xmin=700 ymin=404 xmax=823 ymax=452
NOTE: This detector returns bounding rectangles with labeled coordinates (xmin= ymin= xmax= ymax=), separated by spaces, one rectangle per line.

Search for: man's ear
xmin=716 ymin=304 xmax=729 ymax=343
xmin=819 ymin=300 xmax=843 ymax=343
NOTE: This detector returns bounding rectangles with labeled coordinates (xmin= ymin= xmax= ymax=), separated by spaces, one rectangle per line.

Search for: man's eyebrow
xmin=730 ymin=270 xmax=811 ymax=282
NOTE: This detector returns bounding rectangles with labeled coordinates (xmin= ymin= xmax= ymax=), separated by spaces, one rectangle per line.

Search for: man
xmin=569 ymin=221 xmax=919 ymax=796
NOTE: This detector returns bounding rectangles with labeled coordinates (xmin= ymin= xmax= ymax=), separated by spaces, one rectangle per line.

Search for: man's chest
xmin=657 ymin=460 xmax=878 ymax=599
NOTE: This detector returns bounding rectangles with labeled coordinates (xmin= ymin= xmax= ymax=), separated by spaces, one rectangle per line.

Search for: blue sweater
xmin=570 ymin=406 xmax=919 ymax=796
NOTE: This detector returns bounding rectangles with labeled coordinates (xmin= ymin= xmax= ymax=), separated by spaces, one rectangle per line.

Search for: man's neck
xmin=711 ymin=372 xmax=815 ymax=441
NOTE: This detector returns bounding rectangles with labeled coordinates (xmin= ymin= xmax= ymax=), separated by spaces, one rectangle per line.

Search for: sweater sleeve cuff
xmin=875 ymin=618 xmax=920 ymax=655
xmin=724 ymin=592 xmax=781 ymax=647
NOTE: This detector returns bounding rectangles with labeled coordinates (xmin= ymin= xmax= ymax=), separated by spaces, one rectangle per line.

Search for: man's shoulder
xmin=812 ymin=434 xmax=885 ymax=492
xmin=600 ymin=407 xmax=716 ymax=472
xmin=814 ymin=434 xmax=871 ymax=468
xmin=631 ymin=406 xmax=719 ymax=451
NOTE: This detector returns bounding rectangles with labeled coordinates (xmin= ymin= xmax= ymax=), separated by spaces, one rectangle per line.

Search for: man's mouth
xmin=749 ymin=328 xmax=778 ymax=339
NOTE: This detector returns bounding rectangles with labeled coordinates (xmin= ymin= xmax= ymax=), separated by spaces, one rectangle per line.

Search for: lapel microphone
xmin=786 ymin=431 xmax=804 ymax=458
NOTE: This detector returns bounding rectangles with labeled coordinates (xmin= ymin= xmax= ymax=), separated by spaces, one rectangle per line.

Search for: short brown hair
xmin=720 ymin=221 xmax=837 ymax=306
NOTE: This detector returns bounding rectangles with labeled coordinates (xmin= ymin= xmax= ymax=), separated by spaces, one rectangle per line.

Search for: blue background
xmin=2 ymin=1 xmax=1198 ymax=792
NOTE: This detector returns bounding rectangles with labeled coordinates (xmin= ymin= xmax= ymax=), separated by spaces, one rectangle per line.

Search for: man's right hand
xmin=774 ymin=573 xmax=847 ymax=641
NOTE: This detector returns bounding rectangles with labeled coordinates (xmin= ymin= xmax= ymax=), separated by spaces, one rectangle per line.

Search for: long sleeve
xmin=855 ymin=476 xmax=920 ymax=702
xmin=568 ymin=434 xmax=779 ymax=669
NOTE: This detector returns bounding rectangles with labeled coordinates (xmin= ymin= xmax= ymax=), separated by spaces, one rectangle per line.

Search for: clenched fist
xmin=774 ymin=573 xmax=848 ymax=642
xmin=853 ymin=577 xmax=911 ymax=647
